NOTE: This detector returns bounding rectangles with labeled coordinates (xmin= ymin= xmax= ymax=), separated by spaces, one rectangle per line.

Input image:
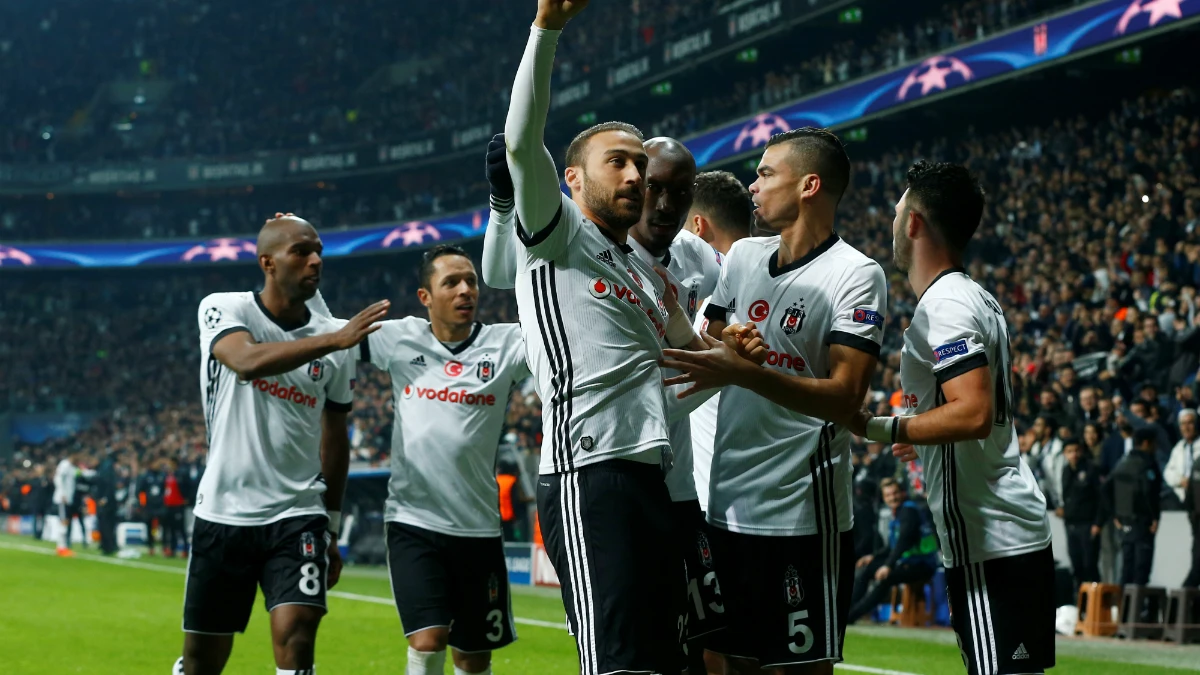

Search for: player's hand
xmin=330 ymin=300 xmax=390 ymax=349
xmin=1090 ymin=525 xmax=1101 ymax=538
xmin=653 ymin=268 xmax=681 ymax=316
xmin=326 ymin=539 xmax=344 ymax=589
xmin=535 ymin=0 xmax=589 ymax=30
xmin=661 ymin=332 xmax=758 ymax=398
xmin=892 ymin=443 xmax=918 ymax=463
xmin=1150 ymin=520 xmax=1158 ymax=534
xmin=1055 ymin=507 xmax=1064 ymax=518
xmin=856 ymin=554 xmax=873 ymax=569
xmin=721 ymin=322 xmax=768 ymax=365
xmin=485 ymin=134 xmax=513 ymax=200
xmin=875 ymin=565 xmax=891 ymax=582
xmin=847 ymin=408 xmax=872 ymax=437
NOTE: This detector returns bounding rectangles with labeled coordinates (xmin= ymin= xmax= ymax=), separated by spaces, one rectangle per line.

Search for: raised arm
xmin=505 ymin=1 xmax=588 ymax=247
xmin=483 ymin=134 xmax=521 ymax=289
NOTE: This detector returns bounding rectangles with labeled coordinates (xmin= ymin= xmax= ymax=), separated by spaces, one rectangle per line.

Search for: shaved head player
xmin=178 ymin=214 xmax=387 ymax=675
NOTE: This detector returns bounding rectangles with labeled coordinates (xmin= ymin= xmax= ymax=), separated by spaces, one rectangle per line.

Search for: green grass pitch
xmin=0 ymin=534 xmax=1194 ymax=674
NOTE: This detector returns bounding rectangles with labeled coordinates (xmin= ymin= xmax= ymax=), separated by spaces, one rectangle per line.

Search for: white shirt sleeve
xmin=361 ymin=319 xmax=415 ymax=372
xmin=703 ymin=241 xmax=741 ymax=324
xmin=198 ymin=293 xmax=251 ymax=355
xmin=503 ymin=324 xmax=531 ymax=381
xmin=325 ymin=349 xmax=355 ymax=411
xmin=482 ymin=198 xmax=521 ymax=290
xmin=827 ymin=261 xmax=887 ymax=358
xmin=306 ymin=290 xmax=334 ymax=319
xmin=915 ymin=298 xmax=990 ymax=384
xmin=505 ymin=25 xmax=575 ymax=260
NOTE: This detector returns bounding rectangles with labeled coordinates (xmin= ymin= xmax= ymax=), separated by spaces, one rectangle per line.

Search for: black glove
xmin=485 ymin=133 xmax=514 ymax=204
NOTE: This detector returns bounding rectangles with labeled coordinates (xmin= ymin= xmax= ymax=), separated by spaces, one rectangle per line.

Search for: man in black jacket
xmin=136 ymin=462 xmax=166 ymax=556
xmin=1108 ymin=428 xmax=1163 ymax=585
xmin=93 ymin=451 xmax=119 ymax=555
xmin=1058 ymin=439 xmax=1104 ymax=588
xmin=847 ymin=479 xmax=938 ymax=623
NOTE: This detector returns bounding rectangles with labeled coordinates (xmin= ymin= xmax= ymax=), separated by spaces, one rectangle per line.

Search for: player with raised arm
xmin=179 ymin=214 xmax=387 ymax=675
xmin=343 ymin=245 xmax=527 ymax=675
xmin=499 ymin=0 xmax=725 ymax=671
xmin=662 ymin=128 xmax=887 ymax=675
xmin=849 ymin=161 xmax=1054 ymax=675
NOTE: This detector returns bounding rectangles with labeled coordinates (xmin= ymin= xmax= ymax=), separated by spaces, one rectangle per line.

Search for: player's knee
xmin=407 ymin=626 xmax=449 ymax=653
xmin=452 ymin=649 xmax=491 ymax=673
xmin=272 ymin=621 xmax=317 ymax=661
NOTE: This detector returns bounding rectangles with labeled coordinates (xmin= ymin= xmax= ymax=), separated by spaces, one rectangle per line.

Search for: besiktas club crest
xmin=784 ymin=565 xmax=804 ymax=607
xmin=477 ymin=358 xmax=495 ymax=383
xmin=780 ymin=301 xmax=806 ymax=335
xmin=307 ymin=359 xmax=325 ymax=381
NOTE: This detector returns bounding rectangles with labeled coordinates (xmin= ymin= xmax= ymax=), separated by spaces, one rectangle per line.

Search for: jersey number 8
xmin=298 ymin=562 xmax=321 ymax=596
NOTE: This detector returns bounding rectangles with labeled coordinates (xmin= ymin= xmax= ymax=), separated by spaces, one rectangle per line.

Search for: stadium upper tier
xmin=1 ymin=0 xmax=1060 ymax=166
xmin=1 ymin=0 xmax=1189 ymax=243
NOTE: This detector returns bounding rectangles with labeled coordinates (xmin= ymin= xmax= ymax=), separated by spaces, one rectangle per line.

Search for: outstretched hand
xmin=330 ymin=300 xmax=390 ymax=349
xmin=661 ymin=332 xmax=759 ymax=398
xmin=535 ymin=0 xmax=590 ymax=30
xmin=892 ymin=443 xmax=918 ymax=463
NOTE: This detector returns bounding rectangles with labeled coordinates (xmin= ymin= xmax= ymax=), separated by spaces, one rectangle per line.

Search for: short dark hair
xmin=764 ymin=127 xmax=851 ymax=204
xmin=692 ymin=171 xmax=754 ymax=236
xmin=419 ymin=244 xmax=471 ymax=289
xmin=879 ymin=477 xmax=903 ymax=492
xmin=904 ymin=160 xmax=986 ymax=254
xmin=564 ymin=121 xmax=644 ymax=169
xmin=1062 ymin=437 xmax=1082 ymax=450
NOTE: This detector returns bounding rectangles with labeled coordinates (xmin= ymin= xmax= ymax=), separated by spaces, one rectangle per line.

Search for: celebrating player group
xmin=183 ymin=0 xmax=1054 ymax=674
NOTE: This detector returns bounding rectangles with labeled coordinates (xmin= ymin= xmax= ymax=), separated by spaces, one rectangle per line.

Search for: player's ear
xmin=799 ymin=173 xmax=820 ymax=200
xmin=259 ymin=253 xmax=274 ymax=276
xmin=416 ymin=286 xmax=432 ymax=309
xmin=692 ymin=214 xmax=708 ymax=240
xmin=564 ymin=166 xmax=583 ymax=195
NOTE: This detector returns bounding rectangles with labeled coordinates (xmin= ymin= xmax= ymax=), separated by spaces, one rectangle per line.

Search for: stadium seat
xmin=1116 ymin=585 xmax=1167 ymax=640
xmin=1163 ymin=588 xmax=1200 ymax=644
xmin=888 ymin=582 xmax=933 ymax=628
xmin=1075 ymin=582 xmax=1120 ymax=637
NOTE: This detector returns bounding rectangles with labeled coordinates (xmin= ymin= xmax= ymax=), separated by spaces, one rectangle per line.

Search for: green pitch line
xmin=1 ymin=534 xmax=1195 ymax=674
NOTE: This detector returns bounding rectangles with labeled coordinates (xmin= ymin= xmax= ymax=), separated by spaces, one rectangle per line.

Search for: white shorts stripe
xmin=571 ymin=473 xmax=599 ymax=673
xmin=977 ymin=563 xmax=999 ymax=671
xmin=560 ymin=475 xmax=593 ymax=674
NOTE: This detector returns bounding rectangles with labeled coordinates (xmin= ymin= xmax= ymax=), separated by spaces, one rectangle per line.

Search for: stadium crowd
xmin=1 ymin=0 xmax=1067 ymax=171
xmin=5 ymin=84 xmax=1200 ymax=574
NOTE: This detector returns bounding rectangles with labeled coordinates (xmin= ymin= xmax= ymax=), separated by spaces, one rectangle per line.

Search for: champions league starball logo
xmin=181 ymin=238 xmax=258 ymax=262
xmin=1116 ymin=0 xmax=1184 ymax=34
xmin=382 ymin=221 xmax=442 ymax=248
xmin=897 ymin=56 xmax=974 ymax=101
xmin=0 ymin=245 xmax=35 ymax=267
xmin=733 ymin=113 xmax=791 ymax=152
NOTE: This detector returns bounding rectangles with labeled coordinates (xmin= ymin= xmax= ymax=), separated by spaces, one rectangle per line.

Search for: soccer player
xmin=851 ymin=161 xmax=1054 ymax=675
xmin=683 ymin=170 xmax=757 ymax=514
xmin=182 ymin=214 xmax=387 ymax=675
xmin=52 ymin=452 xmax=86 ymax=556
xmin=355 ymin=245 xmax=527 ymax=675
xmin=500 ymin=1 xmax=716 ymax=671
xmin=662 ymin=128 xmax=887 ymax=675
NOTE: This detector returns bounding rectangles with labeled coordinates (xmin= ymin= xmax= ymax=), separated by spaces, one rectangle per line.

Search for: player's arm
xmin=855 ymin=299 xmax=993 ymax=446
xmin=504 ymin=1 xmax=585 ymax=258
xmin=483 ymin=133 xmax=521 ymax=290
xmin=208 ymin=300 xmax=388 ymax=381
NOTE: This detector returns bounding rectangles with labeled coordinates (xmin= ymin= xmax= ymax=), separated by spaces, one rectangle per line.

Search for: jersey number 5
xmin=788 ymin=610 xmax=813 ymax=654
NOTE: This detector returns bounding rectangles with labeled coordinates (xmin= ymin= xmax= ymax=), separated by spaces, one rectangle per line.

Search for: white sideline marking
xmin=0 ymin=539 xmax=920 ymax=673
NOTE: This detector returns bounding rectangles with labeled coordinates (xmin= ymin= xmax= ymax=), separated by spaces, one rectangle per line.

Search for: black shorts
xmin=537 ymin=459 xmax=686 ymax=675
xmin=945 ymin=546 xmax=1056 ymax=675
xmin=385 ymin=521 xmax=516 ymax=652
xmin=182 ymin=514 xmax=330 ymax=634
xmin=672 ymin=499 xmax=727 ymax=641
xmin=707 ymin=527 xmax=854 ymax=668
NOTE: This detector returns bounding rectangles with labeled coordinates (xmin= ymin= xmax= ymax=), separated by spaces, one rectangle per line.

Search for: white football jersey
xmin=514 ymin=194 xmax=674 ymax=474
xmin=196 ymin=292 xmax=354 ymax=526
xmin=901 ymin=269 xmax=1050 ymax=567
xmin=362 ymin=318 xmax=529 ymax=537
xmin=629 ymin=229 xmax=722 ymax=502
xmin=689 ymin=297 xmax=735 ymax=513
xmin=705 ymin=235 xmax=886 ymax=536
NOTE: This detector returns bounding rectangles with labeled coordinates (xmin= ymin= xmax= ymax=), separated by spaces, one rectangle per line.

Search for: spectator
xmin=1108 ymin=428 xmax=1163 ymax=586
xmin=1029 ymin=415 xmax=1064 ymax=508
xmin=1059 ymin=438 xmax=1104 ymax=588
xmin=1164 ymin=409 xmax=1199 ymax=510
xmin=847 ymin=479 xmax=938 ymax=624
